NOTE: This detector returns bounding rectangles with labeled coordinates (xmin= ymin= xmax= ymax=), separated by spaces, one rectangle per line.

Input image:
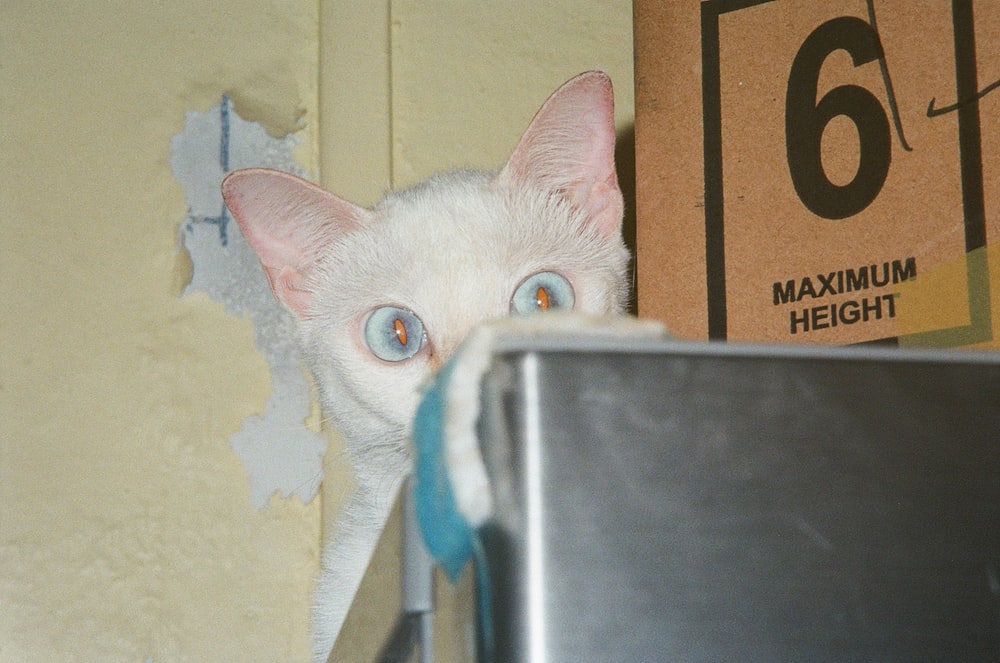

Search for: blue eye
xmin=511 ymin=271 xmax=575 ymax=314
xmin=364 ymin=306 xmax=425 ymax=362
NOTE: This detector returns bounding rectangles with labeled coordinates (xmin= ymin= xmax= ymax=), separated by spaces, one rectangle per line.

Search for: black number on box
xmin=786 ymin=16 xmax=891 ymax=220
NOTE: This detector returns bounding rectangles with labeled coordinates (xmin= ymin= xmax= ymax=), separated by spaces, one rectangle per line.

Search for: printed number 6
xmin=786 ymin=16 xmax=891 ymax=220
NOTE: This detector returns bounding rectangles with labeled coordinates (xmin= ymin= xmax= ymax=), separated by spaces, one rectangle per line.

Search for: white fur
xmin=222 ymin=71 xmax=631 ymax=662
xmin=300 ymin=172 xmax=629 ymax=660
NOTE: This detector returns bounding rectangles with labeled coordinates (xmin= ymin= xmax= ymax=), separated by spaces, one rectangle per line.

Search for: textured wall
xmin=0 ymin=2 xmax=634 ymax=660
xmin=389 ymin=1 xmax=635 ymax=187
xmin=1 ymin=3 xmax=320 ymax=660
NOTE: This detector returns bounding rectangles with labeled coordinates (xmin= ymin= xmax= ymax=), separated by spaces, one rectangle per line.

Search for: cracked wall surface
xmin=172 ymin=98 xmax=326 ymax=509
xmin=1 ymin=4 xmax=320 ymax=660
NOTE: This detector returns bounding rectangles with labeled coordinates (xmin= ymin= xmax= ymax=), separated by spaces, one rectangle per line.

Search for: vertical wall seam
xmin=387 ymin=0 xmax=396 ymax=189
xmin=316 ymin=0 xmax=393 ymax=205
xmin=314 ymin=0 xmax=323 ymax=181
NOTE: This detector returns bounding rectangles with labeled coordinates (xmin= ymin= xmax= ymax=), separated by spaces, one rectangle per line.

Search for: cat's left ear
xmin=222 ymin=168 xmax=369 ymax=318
xmin=497 ymin=70 xmax=623 ymax=237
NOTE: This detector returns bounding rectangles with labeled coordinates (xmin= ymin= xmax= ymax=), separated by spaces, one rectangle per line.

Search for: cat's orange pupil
xmin=393 ymin=318 xmax=408 ymax=346
xmin=535 ymin=287 xmax=550 ymax=310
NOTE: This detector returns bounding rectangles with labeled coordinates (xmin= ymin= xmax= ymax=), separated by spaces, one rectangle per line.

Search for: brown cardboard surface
xmin=635 ymin=0 xmax=999 ymax=347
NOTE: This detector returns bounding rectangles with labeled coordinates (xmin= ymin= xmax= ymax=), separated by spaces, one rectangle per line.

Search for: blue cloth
xmin=411 ymin=356 xmax=475 ymax=581
xmin=411 ymin=352 xmax=495 ymax=662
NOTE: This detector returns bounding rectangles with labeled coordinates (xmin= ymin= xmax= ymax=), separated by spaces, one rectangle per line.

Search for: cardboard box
xmin=635 ymin=0 xmax=999 ymax=347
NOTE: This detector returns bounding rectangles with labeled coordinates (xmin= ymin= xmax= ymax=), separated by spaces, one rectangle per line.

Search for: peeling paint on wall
xmin=170 ymin=97 xmax=325 ymax=508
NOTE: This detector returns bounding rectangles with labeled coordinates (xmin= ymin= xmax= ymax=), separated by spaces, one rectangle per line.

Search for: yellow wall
xmin=2 ymin=2 xmax=321 ymax=660
xmin=1 ymin=2 xmax=634 ymax=660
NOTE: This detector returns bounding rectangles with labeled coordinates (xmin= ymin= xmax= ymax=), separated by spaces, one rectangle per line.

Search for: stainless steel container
xmin=476 ymin=340 xmax=1000 ymax=663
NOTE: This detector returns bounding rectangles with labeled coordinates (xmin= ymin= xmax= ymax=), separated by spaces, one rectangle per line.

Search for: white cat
xmin=221 ymin=70 xmax=630 ymax=662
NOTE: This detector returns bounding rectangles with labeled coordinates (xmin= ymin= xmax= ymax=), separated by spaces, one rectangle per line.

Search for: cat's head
xmin=222 ymin=71 xmax=630 ymax=453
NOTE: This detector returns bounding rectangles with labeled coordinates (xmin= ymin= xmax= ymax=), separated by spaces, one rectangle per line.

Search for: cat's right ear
xmin=222 ymin=168 xmax=368 ymax=318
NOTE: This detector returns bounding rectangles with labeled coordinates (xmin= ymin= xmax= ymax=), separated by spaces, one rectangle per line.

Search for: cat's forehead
xmin=314 ymin=168 xmax=619 ymax=324
xmin=361 ymin=173 xmax=525 ymax=264
xmin=366 ymin=185 xmax=526 ymax=298
xmin=377 ymin=171 xmax=502 ymax=230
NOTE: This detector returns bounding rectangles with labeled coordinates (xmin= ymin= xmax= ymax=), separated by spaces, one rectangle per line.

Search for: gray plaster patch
xmin=171 ymin=97 xmax=325 ymax=508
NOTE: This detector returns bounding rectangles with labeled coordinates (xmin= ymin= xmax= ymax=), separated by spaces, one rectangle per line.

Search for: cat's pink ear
xmin=497 ymin=71 xmax=623 ymax=237
xmin=222 ymin=168 xmax=367 ymax=318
